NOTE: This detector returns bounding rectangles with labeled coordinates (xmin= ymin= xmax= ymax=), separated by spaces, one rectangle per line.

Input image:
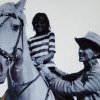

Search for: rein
xmin=13 ymin=73 xmax=41 ymax=97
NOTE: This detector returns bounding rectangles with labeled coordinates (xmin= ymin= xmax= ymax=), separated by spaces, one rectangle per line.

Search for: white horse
xmin=0 ymin=0 xmax=55 ymax=100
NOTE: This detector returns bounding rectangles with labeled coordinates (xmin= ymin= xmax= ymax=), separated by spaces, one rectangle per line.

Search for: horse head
xmin=0 ymin=0 xmax=26 ymax=84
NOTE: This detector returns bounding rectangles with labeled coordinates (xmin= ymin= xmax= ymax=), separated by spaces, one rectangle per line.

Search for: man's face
xmin=79 ymin=46 xmax=95 ymax=62
xmin=34 ymin=16 xmax=47 ymax=33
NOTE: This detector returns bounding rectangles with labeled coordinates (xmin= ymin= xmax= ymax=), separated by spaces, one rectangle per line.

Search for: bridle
xmin=0 ymin=13 xmax=24 ymax=62
xmin=0 ymin=13 xmax=28 ymax=96
xmin=0 ymin=13 xmax=51 ymax=100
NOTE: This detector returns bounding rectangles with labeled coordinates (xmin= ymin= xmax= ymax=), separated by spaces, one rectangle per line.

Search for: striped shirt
xmin=28 ymin=32 xmax=56 ymax=67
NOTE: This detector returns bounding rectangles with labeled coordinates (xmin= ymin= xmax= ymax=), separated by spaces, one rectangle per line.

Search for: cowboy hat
xmin=75 ymin=31 xmax=100 ymax=52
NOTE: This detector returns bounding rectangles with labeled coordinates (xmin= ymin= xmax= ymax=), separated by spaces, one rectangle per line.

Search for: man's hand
xmin=40 ymin=66 xmax=51 ymax=77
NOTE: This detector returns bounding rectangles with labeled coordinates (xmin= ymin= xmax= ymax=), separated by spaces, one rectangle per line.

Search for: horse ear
xmin=15 ymin=0 xmax=27 ymax=12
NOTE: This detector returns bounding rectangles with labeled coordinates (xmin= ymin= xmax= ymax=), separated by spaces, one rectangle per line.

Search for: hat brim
xmin=75 ymin=37 xmax=100 ymax=52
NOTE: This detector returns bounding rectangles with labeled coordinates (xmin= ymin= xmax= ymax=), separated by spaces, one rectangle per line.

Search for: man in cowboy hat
xmin=39 ymin=31 xmax=100 ymax=100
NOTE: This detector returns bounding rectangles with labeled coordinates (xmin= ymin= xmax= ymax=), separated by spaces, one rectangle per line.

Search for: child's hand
xmin=35 ymin=57 xmax=44 ymax=64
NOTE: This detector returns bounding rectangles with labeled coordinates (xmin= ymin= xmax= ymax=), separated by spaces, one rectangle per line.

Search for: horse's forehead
xmin=0 ymin=3 xmax=16 ymax=14
xmin=0 ymin=3 xmax=20 ymax=19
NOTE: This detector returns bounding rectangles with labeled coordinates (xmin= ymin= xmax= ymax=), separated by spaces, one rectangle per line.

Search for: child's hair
xmin=32 ymin=13 xmax=50 ymax=30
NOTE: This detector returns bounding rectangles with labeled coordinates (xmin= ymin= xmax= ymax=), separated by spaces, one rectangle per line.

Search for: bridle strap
xmin=16 ymin=73 xmax=41 ymax=97
xmin=0 ymin=13 xmax=17 ymax=27
xmin=0 ymin=16 xmax=11 ymax=27
xmin=12 ymin=72 xmax=51 ymax=100
xmin=0 ymin=13 xmax=17 ymax=18
xmin=45 ymin=88 xmax=50 ymax=100
xmin=12 ymin=17 xmax=24 ymax=60
xmin=0 ymin=48 xmax=14 ymax=61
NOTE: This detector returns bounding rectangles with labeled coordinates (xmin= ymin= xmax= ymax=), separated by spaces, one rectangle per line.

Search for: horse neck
xmin=16 ymin=34 xmax=38 ymax=82
xmin=22 ymin=35 xmax=39 ymax=81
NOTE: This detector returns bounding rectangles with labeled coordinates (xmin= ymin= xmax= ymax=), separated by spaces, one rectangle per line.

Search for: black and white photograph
xmin=0 ymin=0 xmax=100 ymax=100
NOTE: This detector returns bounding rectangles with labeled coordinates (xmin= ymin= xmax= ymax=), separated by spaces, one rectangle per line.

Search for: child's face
xmin=34 ymin=16 xmax=47 ymax=33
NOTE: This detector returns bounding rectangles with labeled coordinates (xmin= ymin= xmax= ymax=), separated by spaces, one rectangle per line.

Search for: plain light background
xmin=0 ymin=0 xmax=100 ymax=97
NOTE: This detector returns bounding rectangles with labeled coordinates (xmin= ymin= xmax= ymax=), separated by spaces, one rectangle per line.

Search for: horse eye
xmin=12 ymin=25 xmax=20 ymax=31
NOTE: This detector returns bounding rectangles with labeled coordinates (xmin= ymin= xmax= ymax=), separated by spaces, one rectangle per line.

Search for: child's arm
xmin=35 ymin=51 xmax=54 ymax=64
xmin=35 ymin=32 xmax=56 ymax=64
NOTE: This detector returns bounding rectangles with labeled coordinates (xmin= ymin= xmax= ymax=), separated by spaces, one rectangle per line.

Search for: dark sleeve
xmin=49 ymin=67 xmax=84 ymax=81
xmin=62 ymin=69 xmax=85 ymax=81
xmin=46 ymin=68 xmax=100 ymax=96
xmin=49 ymin=67 xmax=68 ymax=78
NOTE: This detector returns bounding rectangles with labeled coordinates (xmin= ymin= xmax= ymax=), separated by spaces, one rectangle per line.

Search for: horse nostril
xmin=0 ymin=63 xmax=3 ymax=72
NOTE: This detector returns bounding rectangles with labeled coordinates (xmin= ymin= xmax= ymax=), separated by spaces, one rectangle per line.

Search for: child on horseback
xmin=28 ymin=12 xmax=74 ymax=100
xmin=28 ymin=12 xmax=56 ymax=69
